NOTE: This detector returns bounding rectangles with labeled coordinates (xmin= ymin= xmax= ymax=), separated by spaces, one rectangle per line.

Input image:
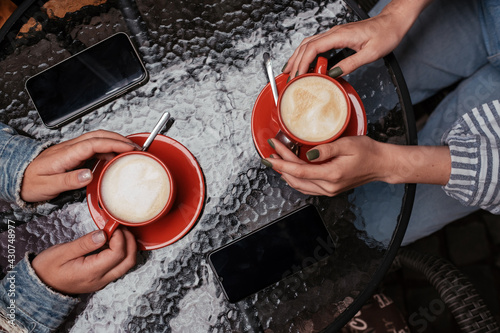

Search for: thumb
xmin=328 ymin=51 xmax=376 ymax=78
xmin=63 ymin=230 xmax=107 ymax=260
xmin=306 ymin=141 xmax=343 ymax=162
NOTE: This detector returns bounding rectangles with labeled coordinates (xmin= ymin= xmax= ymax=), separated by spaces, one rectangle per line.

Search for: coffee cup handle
xmin=314 ymin=56 xmax=328 ymax=75
xmin=102 ymin=215 xmax=120 ymax=239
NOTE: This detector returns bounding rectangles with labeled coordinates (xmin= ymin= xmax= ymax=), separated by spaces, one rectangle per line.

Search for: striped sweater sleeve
xmin=442 ymin=100 xmax=500 ymax=214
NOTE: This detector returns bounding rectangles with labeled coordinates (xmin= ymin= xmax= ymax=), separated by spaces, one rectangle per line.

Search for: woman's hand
xmin=263 ymin=135 xmax=451 ymax=196
xmin=282 ymin=0 xmax=431 ymax=78
xmin=21 ymin=130 xmax=140 ymax=202
xmin=32 ymin=228 xmax=137 ymax=295
xmin=263 ymin=136 xmax=387 ymax=196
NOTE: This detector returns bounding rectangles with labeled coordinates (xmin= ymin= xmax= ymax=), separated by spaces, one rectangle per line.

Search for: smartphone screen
xmin=25 ymin=32 xmax=148 ymax=129
xmin=208 ymin=204 xmax=335 ymax=303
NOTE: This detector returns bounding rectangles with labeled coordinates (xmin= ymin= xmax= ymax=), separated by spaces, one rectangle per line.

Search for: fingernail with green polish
xmin=328 ymin=67 xmax=343 ymax=78
xmin=267 ymin=138 xmax=275 ymax=149
xmin=306 ymin=149 xmax=320 ymax=161
xmin=281 ymin=61 xmax=288 ymax=72
xmin=287 ymin=76 xmax=291 ymax=83
xmin=261 ymin=159 xmax=273 ymax=168
xmin=295 ymin=70 xmax=299 ymax=77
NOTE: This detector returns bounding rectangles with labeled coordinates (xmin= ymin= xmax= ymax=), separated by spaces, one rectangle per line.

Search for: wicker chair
xmin=393 ymin=248 xmax=500 ymax=333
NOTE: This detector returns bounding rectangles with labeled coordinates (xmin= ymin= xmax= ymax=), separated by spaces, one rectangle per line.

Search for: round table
xmin=0 ymin=0 xmax=416 ymax=331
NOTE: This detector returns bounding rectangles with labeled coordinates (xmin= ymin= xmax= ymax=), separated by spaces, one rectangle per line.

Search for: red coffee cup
xmin=97 ymin=151 xmax=176 ymax=238
xmin=276 ymin=56 xmax=352 ymax=152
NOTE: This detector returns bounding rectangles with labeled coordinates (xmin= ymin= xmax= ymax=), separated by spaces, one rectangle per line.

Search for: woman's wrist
xmin=378 ymin=143 xmax=451 ymax=185
xmin=380 ymin=0 xmax=434 ymax=40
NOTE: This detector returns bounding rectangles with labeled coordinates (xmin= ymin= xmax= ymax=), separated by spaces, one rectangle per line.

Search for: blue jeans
xmin=356 ymin=0 xmax=500 ymax=245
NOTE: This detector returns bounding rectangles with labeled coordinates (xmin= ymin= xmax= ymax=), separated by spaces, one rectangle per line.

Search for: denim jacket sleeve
xmin=442 ymin=100 xmax=500 ymax=214
xmin=0 ymin=123 xmax=51 ymax=208
xmin=0 ymin=253 xmax=79 ymax=333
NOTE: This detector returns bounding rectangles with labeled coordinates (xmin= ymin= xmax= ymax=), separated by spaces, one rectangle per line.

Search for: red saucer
xmin=251 ymin=73 xmax=367 ymax=161
xmin=87 ymin=133 xmax=205 ymax=251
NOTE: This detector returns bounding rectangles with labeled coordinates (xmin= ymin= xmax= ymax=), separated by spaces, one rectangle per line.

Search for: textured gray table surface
xmin=0 ymin=0 xmax=412 ymax=331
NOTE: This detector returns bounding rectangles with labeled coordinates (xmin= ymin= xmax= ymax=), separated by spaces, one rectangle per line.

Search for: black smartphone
xmin=25 ymin=32 xmax=148 ymax=129
xmin=208 ymin=204 xmax=335 ymax=303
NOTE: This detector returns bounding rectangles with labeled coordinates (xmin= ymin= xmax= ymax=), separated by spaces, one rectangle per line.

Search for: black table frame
xmin=323 ymin=1 xmax=417 ymax=331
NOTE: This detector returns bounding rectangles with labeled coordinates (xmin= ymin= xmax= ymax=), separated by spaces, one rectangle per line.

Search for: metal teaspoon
xmin=142 ymin=112 xmax=171 ymax=151
xmin=263 ymin=52 xmax=300 ymax=156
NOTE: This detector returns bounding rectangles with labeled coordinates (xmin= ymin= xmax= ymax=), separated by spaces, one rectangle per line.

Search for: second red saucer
xmin=87 ymin=133 xmax=205 ymax=251
xmin=251 ymin=73 xmax=367 ymax=161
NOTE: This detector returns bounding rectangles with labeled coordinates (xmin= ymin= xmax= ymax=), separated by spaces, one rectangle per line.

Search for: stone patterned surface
xmin=0 ymin=0 xmax=412 ymax=331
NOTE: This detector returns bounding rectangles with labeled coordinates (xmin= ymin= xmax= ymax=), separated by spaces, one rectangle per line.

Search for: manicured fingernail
xmin=261 ymin=159 xmax=273 ymax=168
xmin=328 ymin=66 xmax=343 ymax=78
xmin=92 ymin=230 xmax=106 ymax=244
xmin=306 ymin=149 xmax=320 ymax=161
xmin=287 ymin=76 xmax=291 ymax=83
xmin=78 ymin=169 xmax=92 ymax=182
xmin=295 ymin=70 xmax=299 ymax=77
xmin=267 ymin=138 xmax=275 ymax=149
xmin=281 ymin=62 xmax=288 ymax=72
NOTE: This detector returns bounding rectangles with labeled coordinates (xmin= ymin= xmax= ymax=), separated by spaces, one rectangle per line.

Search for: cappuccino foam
xmin=280 ymin=76 xmax=348 ymax=142
xmin=100 ymin=154 xmax=171 ymax=223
